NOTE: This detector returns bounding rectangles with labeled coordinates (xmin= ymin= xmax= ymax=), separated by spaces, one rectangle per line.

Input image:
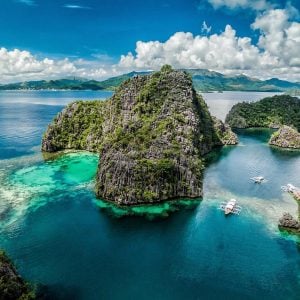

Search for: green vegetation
xmin=42 ymin=100 xmax=107 ymax=152
xmin=226 ymin=95 xmax=300 ymax=131
xmin=0 ymin=250 xmax=35 ymax=300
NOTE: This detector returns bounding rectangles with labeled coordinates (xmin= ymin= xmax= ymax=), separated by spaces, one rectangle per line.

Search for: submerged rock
xmin=0 ymin=250 xmax=35 ymax=299
xmin=42 ymin=65 xmax=237 ymax=205
xmin=269 ymin=125 xmax=300 ymax=149
xmin=278 ymin=213 xmax=300 ymax=232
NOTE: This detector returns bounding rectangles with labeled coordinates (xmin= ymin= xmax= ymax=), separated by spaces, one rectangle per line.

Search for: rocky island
xmin=0 ymin=251 xmax=34 ymax=300
xmin=279 ymin=213 xmax=300 ymax=234
xmin=42 ymin=65 xmax=237 ymax=205
xmin=269 ymin=125 xmax=300 ymax=149
xmin=226 ymin=95 xmax=300 ymax=149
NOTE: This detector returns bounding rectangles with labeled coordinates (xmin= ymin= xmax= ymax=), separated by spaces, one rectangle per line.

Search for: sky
xmin=0 ymin=0 xmax=300 ymax=82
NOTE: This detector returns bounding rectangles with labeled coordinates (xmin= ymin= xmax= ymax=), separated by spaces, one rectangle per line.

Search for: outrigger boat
xmin=250 ymin=176 xmax=267 ymax=183
xmin=219 ymin=199 xmax=242 ymax=215
xmin=281 ymin=183 xmax=297 ymax=192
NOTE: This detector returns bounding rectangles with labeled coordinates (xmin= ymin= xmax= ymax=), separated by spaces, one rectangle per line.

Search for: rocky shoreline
xmin=279 ymin=189 xmax=300 ymax=234
xmin=0 ymin=250 xmax=35 ymax=299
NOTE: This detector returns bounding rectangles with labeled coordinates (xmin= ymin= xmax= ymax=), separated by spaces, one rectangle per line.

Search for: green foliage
xmin=226 ymin=95 xmax=300 ymax=131
xmin=160 ymin=64 xmax=173 ymax=73
xmin=43 ymin=100 xmax=107 ymax=152
xmin=0 ymin=251 xmax=35 ymax=300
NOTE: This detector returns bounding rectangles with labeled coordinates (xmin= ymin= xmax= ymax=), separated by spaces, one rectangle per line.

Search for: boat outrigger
xmin=281 ymin=183 xmax=300 ymax=201
xmin=250 ymin=176 xmax=267 ymax=183
xmin=281 ymin=183 xmax=297 ymax=192
xmin=219 ymin=199 xmax=242 ymax=215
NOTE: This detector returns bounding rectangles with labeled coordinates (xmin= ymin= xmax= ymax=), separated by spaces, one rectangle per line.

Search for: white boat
xmin=281 ymin=183 xmax=298 ymax=192
xmin=250 ymin=176 xmax=266 ymax=183
xmin=219 ymin=199 xmax=242 ymax=215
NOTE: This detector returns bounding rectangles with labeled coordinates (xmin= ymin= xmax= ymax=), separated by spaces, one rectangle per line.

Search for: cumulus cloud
xmin=252 ymin=9 xmax=300 ymax=67
xmin=119 ymin=26 xmax=262 ymax=72
xmin=207 ymin=0 xmax=270 ymax=11
xmin=0 ymin=48 xmax=118 ymax=83
xmin=117 ymin=7 xmax=300 ymax=81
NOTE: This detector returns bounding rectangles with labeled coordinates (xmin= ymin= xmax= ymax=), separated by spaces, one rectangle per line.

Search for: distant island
xmin=2 ymin=69 xmax=300 ymax=92
xmin=42 ymin=65 xmax=237 ymax=205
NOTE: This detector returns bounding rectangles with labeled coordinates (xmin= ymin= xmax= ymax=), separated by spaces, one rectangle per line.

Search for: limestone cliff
xmin=269 ymin=125 xmax=300 ymax=149
xmin=42 ymin=66 xmax=237 ymax=205
xmin=278 ymin=213 xmax=300 ymax=233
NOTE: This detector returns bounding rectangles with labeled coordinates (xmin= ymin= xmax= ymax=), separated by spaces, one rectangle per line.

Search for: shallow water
xmin=0 ymin=91 xmax=300 ymax=300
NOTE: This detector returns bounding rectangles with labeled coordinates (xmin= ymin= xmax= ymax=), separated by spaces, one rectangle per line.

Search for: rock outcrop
xmin=212 ymin=117 xmax=238 ymax=145
xmin=269 ymin=125 xmax=300 ymax=149
xmin=41 ymin=100 xmax=107 ymax=152
xmin=42 ymin=65 xmax=237 ymax=205
xmin=278 ymin=213 xmax=300 ymax=233
xmin=0 ymin=250 xmax=34 ymax=299
xmin=225 ymin=95 xmax=300 ymax=130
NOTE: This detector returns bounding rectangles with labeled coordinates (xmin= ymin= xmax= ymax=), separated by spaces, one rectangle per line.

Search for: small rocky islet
xmin=226 ymin=94 xmax=300 ymax=149
xmin=269 ymin=125 xmax=300 ymax=149
xmin=42 ymin=65 xmax=237 ymax=205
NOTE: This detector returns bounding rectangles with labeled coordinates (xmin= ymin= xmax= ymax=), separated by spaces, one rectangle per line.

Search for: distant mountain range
xmin=1 ymin=69 xmax=300 ymax=92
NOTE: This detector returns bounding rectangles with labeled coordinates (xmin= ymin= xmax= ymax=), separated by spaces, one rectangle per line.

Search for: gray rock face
xmin=269 ymin=125 xmax=300 ymax=149
xmin=42 ymin=66 xmax=238 ymax=205
xmin=212 ymin=117 xmax=238 ymax=146
xmin=279 ymin=213 xmax=300 ymax=231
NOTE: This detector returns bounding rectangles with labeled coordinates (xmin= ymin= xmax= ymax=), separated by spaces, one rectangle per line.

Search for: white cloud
xmin=207 ymin=0 xmax=270 ymax=11
xmin=118 ymin=8 xmax=300 ymax=81
xmin=0 ymin=48 xmax=118 ymax=83
xmin=252 ymin=9 xmax=300 ymax=67
xmin=201 ymin=21 xmax=212 ymax=34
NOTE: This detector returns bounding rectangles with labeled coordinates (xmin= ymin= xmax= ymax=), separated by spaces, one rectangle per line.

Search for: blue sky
xmin=0 ymin=0 xmax=300 ymax=82
xmin=0 ymin=0 xmax=259 ymax=59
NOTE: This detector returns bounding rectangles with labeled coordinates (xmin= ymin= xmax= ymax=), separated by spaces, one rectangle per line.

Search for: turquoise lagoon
xmin=0 ymin=90 xmax=300 ymax=299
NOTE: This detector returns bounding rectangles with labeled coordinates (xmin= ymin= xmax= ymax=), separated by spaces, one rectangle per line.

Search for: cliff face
xmin=269 ymin=126 xmax=300 ymax=149
xmin=42 ymin=66 xmax=237 ymax=205
xmin=225 ymin=95 xmax=300 ymax=130
xmin=0 ymin=251 xmax=34 ymax=300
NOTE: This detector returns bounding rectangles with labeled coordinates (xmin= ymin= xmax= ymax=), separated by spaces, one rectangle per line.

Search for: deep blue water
xmin=0 ymin=91 xmax=300 ymax=300
xmin=0 ymin=90 xmax=113 ymax=159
